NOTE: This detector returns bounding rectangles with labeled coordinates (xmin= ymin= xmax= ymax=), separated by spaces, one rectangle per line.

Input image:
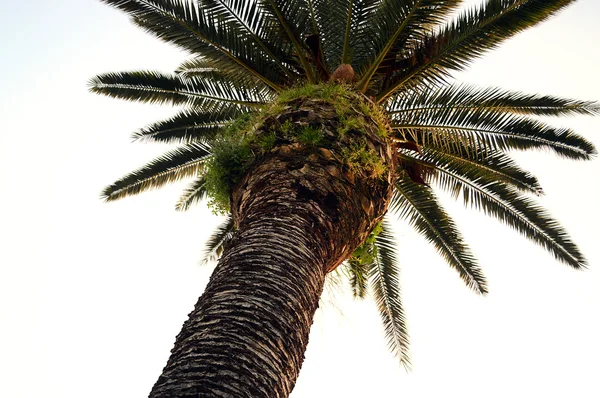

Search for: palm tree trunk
xmin=150 ymin=208 xmax=327 ymax=398
xmin=150 ymin=123 xmax=394 ymax=397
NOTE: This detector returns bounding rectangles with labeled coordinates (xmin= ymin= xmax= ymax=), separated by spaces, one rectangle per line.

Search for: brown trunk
xmin=149 ymin=98 xmax=394 ymax=397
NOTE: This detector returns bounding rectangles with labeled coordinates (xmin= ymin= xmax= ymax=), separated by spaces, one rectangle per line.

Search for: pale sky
xmin=1 ymin=1 xmax=599 ymax=397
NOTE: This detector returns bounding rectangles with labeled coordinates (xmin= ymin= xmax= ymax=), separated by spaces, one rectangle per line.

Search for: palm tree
xmin=91 ymin=0 xmax=597 ymax=397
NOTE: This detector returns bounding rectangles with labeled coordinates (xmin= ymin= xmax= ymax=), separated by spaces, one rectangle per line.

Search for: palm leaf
xmin=346 ymin=0 xmax=393 ymax=68
xmin=201 ymin=0 xmax=299 ymax=81
xmin=388 ymin=83 xmax=600 ymax=117
xmin=346 ymin=257 xmax=372 ymax=299
xmin=133 ymin=106 xmax=242 ymax=144
xmin=306 ymin=0 xmax=352 ymax=69
xmin=89 ymin=71 xmax=266 ymax=109
xmin=391 ymin=178 xmax=487 ymax=294
xmin=175 ymin=61 xmax=278 ymax=101
xmin=176 ymin=175 xmax=208 ymax=211
xmin=200 ymin=215 xmax=235 ymax=265
xmin=102 ymin=143 xmax=212 ymax=201
xmin=99 ymin=0 xmax=285 ymax=90
xmin=392 ymin=111 xmax=597 ymax=160
xmin=371 ymin=220 xmax=411 ymax=368
xmin=422 ymin=146 xmax=543 ymax=195
xmin=377 ymin=0 xmax=578 ymax=102
xmin=355 ymin=0 xmax=462 ymax=92
xmin=407 ymin=151 xmax=587 ymax=268
xmin=259 ymin=0 xmax=315 ymax=82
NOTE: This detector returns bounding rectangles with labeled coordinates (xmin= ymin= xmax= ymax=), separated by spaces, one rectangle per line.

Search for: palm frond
xmin=407 ymin=151 xmax=587 ymax=268
xmin=176 ymin=60 xmax=278 ymax=100
xmin=200 ymin=215 xmax=235 ymax=265
xmin=392 ymin=111 xmax=597 ymax=160
xmin=306 ymin=0 xmax=351 ymax=69
xmin=89 ymin=71 xmax=267 ymax=110
xmin=355 ymin=0 xmax=462 ymax=92
xmin=99 ymin=0 xmax=285 ymax=90
xmin=391 ymin=178 xmax=488 ymax=294
xmin=132 ymin=106 xmax=242 ymax=144
xmin=346 ymin=0 xmax=392 ymax=67
xmin=176 ymin=175 xmax=208 ymax=211
xmin=260 ymin=0 xmax=316 ymax=82
xmin=388 ymin=83 xmax=600 ymax=117
xmin=102 ymin=143 xmax=212 ymax=201
xmin=201 ymin=0 xmax=300 ymax=81
xmin=346 ymin=257 xmax=372 ymax=299
xmin=377 ymin=0 xmax=578 ymax=102
xmin=371 ymin=221 xmax=411 ymax=369
xmin=419 ymin=146 xmax=544 ymax=195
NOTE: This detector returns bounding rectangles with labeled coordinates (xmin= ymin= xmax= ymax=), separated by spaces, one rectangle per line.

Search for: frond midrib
xmin=135 ymin=122 xmax=226 ymax=140
xmin=341 ymin=0 xmax=354 ymax=64
xmin=390 ymin=104 xmax=599 ymax=115
xmin=392 ymin=122 xmax=590 ymax=157
xmin=264 ymin=0 xmax=315 ymax=83
xmin=93 ymin=82 xmax=264 ymax=108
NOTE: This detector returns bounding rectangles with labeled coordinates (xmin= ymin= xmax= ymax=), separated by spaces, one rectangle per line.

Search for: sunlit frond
xmin=392 ymin=111 xmax=596 ymax=160
xmin=200 ymin=215 xmax=235 ymax=265
xmin=355 ymin=0 xmax=462 ymax=92
xmin=388 ymin=83 xmax=600 ymax=117
xmin=400 ymin=144 xmax=544 ymax=195
xmin=102 ymin=143 xmax=212 ymax=201
xmin=100 ymin=0 xmax=285 ymax=90
xmin=176 ymin=58 xmax=279 ymax=100
xmin=133 ymin=107 xmax=242 ymax=144
xmin=176 ymin=175 xmax=208 ymax=211
xmin=377 ymin=0 xmax=577 ymax=102
xmin=90 ymin=70 xmax=268 ymax=109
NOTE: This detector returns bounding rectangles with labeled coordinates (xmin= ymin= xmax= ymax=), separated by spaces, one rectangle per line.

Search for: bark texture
xmin=149 ymin=97 xmax=395 ymax=398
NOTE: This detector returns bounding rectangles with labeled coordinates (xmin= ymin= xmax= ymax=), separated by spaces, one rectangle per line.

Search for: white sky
xmin=1 ymin=1 xmax=599 ymax=397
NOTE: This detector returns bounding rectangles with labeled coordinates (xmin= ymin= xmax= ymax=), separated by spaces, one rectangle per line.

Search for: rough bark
xmin=149 ymin=98 xmax=395 ymax=398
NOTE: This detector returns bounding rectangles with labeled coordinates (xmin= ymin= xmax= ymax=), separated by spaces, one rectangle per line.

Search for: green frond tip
xmin=176 ymin=175 xmax=208 ymax=212
xmin=200 ymin=215 xmax=235 ymax=265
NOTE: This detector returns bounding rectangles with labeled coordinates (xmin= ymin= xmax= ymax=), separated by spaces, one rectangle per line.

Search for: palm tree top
xmin=91 ymin=0 xmax=598 ymax=368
